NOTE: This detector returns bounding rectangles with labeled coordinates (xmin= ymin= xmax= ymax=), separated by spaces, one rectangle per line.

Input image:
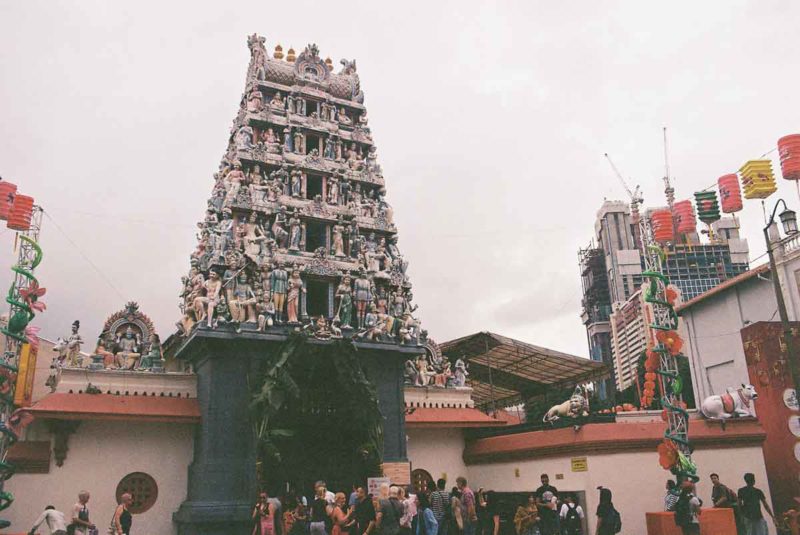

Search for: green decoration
xmin=694 ymin=191 xmax=721 ymax=224
xmin=250 ymin=333 xmax=385 ymax=490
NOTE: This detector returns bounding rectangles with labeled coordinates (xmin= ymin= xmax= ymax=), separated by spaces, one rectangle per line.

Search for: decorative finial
xmin=274 ymin=44 xmax=284 ymax=60
xmin=286 ymin=47 xmax=296 ymax=63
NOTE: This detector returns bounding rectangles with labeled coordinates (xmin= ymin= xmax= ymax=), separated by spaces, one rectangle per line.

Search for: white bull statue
xmin=700 ymin=384 xmax=758 ymax=420
xmin=543 ymin=387 xmax=590 ymax=423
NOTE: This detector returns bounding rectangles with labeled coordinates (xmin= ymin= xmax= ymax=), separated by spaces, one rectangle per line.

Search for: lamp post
xmin=763 ymin=199 xmax=800 ymax=397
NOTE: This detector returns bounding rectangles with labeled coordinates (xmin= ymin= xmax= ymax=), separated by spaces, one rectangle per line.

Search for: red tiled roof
xmin=26 ymin=393 xmax=201 ymax=424
xmin=405 ymin=407 xmax=507 ymax=428
xmin=463 ymin=418 xmax=766 ymax=464
xmin=492 ymin=409 xmax=524 ymax=425
xmin=675 ymin=264 xmax=769 ymax=313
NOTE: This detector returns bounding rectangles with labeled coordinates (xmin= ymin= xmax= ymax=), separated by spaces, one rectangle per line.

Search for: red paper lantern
xmin=7 ymin=194 xmax=34 ymax=231
xmin=651 ymin=209 xmax=674 ymax=243
xmin=778 ymin=134 xmax=800 ymax=181
xmin=0 ymin=181 xmax=17 ymax=220
xmin=718 ymin=174 xmax=743 ymax=214
xmin=673 ymin=200 xmax=696 ymax=234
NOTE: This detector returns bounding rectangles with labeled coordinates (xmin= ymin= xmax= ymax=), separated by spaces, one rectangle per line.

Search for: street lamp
xmin=763 ymin=199 xmax=800 ymax=399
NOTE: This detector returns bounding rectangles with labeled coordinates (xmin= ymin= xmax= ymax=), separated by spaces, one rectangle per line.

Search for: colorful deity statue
xmin=335 ymin=275 xmax=354 ymax=328
xmin=114 ymin=326 xmax=141 ymax=370
xmin=286 ymin=268 xmax=306 ymax=324
xmin=270 ymin=261 xmax=288 ymax=323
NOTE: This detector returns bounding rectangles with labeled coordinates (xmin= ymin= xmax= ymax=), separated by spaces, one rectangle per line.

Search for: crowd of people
xmin=251 ymin=474 xmax=620 ymax=535
xmin=664 ymin=472 xmax=775 ymax=535
xmin=28 ymin=491 xmax=132 ymax=535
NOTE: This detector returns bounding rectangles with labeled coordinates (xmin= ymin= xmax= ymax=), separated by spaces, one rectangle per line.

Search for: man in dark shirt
xmin=354 ymin=486 xmax=377 ymax=535
xmin=535 ymin=474 xmax=559 ymax=535
xmin=737 ymin=473 xmax=774 ymax=535
xmin=535 ymin=474 xmax=558 ymax=501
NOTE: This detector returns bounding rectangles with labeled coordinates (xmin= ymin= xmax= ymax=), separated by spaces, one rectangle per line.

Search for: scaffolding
xmin=0 ymin=205 xmax=44 ymax=528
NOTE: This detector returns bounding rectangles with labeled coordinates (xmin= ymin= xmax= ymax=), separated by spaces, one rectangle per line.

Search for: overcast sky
xmin=1 ymin=1 xmax=799 ymax=357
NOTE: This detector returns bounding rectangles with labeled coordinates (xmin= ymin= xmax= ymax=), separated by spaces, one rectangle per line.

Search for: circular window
xmin=116 ymin=472 xmax=158 ymax=514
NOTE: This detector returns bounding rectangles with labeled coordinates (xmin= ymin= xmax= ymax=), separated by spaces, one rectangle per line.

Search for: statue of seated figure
xmin=114 ymin=326 xmax=141 ymax=370
xmin=138 ymin=334 xmax=163 ymax=371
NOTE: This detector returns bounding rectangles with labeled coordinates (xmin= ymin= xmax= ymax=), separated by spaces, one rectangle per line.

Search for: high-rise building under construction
xmin=579 ymin=200 xmax=749 ymax=393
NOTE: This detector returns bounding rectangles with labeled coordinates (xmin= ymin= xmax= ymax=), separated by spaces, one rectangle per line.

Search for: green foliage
xmin=250 ymin=333 xmax=384 ymax=490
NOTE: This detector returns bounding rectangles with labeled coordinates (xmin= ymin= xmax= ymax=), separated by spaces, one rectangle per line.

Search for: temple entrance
xmin=254 ymin=336 xmax=384 ymax=497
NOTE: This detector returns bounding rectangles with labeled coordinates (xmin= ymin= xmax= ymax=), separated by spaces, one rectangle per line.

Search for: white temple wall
xmin=6 ymin=420 xmax=193 ymax=535
xmin=407 ymin=428 xmax=468 ymax=485
xmin=679 ymin=275 xmax=775 ymax=403
xmin=466 ymin=445 xmax=773 ymax=535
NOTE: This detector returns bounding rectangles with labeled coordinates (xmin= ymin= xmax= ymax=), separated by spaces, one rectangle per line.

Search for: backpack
xmin=674 ymin=495 xmax=691 ymax=527
xmin=608 ymin=507 xmax=622 ymax=534
xmin=564 ymin=503 xmax=580 ymax=528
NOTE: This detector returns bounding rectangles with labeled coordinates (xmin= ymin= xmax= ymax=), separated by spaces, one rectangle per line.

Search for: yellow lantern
xmin=739 ymin=159 xmax=777 ymax=199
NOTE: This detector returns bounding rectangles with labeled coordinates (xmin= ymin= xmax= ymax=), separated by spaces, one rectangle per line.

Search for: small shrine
xmin=54 ymin=302 xmax=165 ymax=373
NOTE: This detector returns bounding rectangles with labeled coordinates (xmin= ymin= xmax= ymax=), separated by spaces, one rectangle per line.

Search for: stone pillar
xmin=173 ymin=332 xmax=259 ymax=535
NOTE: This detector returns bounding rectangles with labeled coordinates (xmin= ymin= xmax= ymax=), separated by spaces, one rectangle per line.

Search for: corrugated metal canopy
xmin=440 ymin=332 xmax=610 ymax=409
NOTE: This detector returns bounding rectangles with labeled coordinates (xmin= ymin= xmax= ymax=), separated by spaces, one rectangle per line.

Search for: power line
xmin=42 ymin=210 xmax=127 ymax=302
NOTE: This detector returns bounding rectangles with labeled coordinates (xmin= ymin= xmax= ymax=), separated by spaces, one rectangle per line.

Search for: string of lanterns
xmin=0 ymin=178 xmax=44 ymax=530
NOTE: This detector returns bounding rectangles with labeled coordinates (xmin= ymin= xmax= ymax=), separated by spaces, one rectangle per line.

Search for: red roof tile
xmin=676 ymin=264 xmax=769 ymax=313
xmin=406 ymin=407 xmax=507 ymax=428
xmin=463 ymin=418 xmax=766 ymax=463
xmin=26 ymin=393 xmax=200 ymax=424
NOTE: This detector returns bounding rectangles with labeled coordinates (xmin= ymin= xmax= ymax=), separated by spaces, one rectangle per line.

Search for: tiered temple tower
xmin=172 ymin=34 xmax=425 ymax=535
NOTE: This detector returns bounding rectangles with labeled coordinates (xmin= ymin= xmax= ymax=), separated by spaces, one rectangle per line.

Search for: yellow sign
xmin=14 ymin=343 xmax=37 ymax=407
xmin=571 ymin=456 xmax=588 ymax=472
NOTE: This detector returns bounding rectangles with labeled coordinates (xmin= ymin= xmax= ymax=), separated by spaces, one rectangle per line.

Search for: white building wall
xmin=407 ymin=428 xmax=468 ymax=485
xmin=679 ymin=275 xmax=776 ymax=402
xmin=6 ymin=420 xmax=193 ymax=535
xmin=467 ymin=445 xmax=773 ymax=535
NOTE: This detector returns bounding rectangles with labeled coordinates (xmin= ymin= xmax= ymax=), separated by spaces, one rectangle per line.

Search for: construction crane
xmin=604 ymin=152 xmax=644 ymax=224
xmin=662 ymin=126 xmax=675 ymax=210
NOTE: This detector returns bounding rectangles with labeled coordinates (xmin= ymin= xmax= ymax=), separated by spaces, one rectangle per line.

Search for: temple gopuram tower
xmin=172 ymin=34 xmax=424 ymax=534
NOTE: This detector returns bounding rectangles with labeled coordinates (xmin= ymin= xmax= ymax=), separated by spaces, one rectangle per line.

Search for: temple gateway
xmin=2 ymin=33 xmax=777 ymax=535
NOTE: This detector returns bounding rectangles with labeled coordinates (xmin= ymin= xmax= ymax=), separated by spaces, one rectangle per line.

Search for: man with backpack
xmin=674 ymin=481 xmax=702 ymax=535
xmin=709 ymin=474 xmax=742 ymax=534
xmin=558 ymin=495 xmax=584 ymax=535
xmin=376 ymin=486 xmax=403 ymax=535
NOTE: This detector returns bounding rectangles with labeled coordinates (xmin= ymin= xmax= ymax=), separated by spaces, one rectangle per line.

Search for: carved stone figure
xmin=194 ymin=271 xmax=222 ymax=327
xmin=262 ymin=128 xmax=281 ymax=153
xmin=434 ymin=361 xmax=452 ymax=388
xmin=348 ymin=144 xmax=363 ymax=170
xmin=700 ymin=384 xmax=758 ymax=420
xmin=225 ymin=162 xmax=245 ymax=205
xmin=293 ymin=129 xmax=305 ymax=154
xmin=115 ymin=326 xmax=141 ymax=370
xmin=327 ymin=175 xmax=339 ymax=205
xmin=324 ymin=136 xmax=336 ymax=159
xmin=270 ymin=91 xmax=285 ymax=110
xmin=269 ymin=261 xmax=289 ymax=323
xmin=230 ymin=272 xmax=257 ymax=324
xmin=453 ymin=358 xmax=469 ymax=387
xmin=335 ymin=275 xmax=353 ymax=328
xmin=257 ymin=291 xmax=275 ymax=331
xmin=404 ymin=359 xmax=419 ymax=385
xmin=290 ymin=170 xmax=302 ymax=197
xmin=139 ymin=334 xmax=163 ymax=371
xmin=338 ymin=107 xmax=352 ymax=125
xmin=246 ymin=86 xmax=263 ymax=112
xmin=236 ymin=125 xmax=254 ymax=151
xmin=272 ymin=209 xmax=290 ymax=251
xmin=353 ymin=269 xmax=373 ymax=329
xmin=288 ymin=211 xmax=302 ymax=251
xmin=65 ymin=320 xmax=83 ymax=367
xmin=283 ymin=127 xmax=293 ymax=152
xmin=543 ymin=387 xmax=590 ymax=423
xmin=286 ymin=268 xmax=306 ymax=324
xmin=332 ymin=220 xmax=346 ymax=257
